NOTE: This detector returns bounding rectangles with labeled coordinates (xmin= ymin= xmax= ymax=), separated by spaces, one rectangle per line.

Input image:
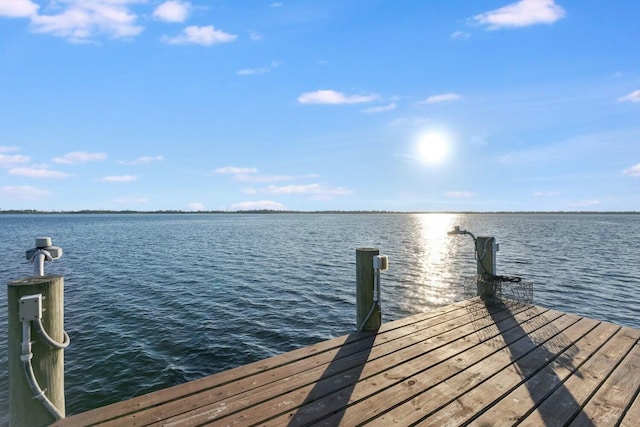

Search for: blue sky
xmin=1 ymin=0 xmax=638 ymax=212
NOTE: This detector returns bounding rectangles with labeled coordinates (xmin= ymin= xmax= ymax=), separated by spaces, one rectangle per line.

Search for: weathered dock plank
xmin=53 ymin=299 xmax=640 ymax=426
xmin=620 ymin=390 xmax=640 ymax=427
xmin=293 ymin=306 xmax=556 ymax=427
xmin=522 ymin=327 xmax=640 ymax=426
xmin=462 ymin=320 xmax=618 ymax=426
xmin=368 ymin=312 xmax=593 ymax=426
xmin=570 ymin=333 xmax=640 ymax=426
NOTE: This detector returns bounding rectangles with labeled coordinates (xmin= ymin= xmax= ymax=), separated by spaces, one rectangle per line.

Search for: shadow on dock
xmin=470 ymin=299 xmax=595 ymax=426
xmin=287 ymin=331 xmax=377 ymax=426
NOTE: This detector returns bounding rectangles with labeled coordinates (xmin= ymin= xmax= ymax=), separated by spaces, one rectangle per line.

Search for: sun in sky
xmin=415 ymin=131 xmax=451 ymax=166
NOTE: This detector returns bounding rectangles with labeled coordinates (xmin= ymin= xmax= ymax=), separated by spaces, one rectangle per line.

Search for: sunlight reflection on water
xmin=391 ymin=213 xmax=468 ymax=313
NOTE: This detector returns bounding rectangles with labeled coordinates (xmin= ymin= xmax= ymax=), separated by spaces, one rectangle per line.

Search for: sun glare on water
xmin=416 ymin=131 xmax=450 ymax=165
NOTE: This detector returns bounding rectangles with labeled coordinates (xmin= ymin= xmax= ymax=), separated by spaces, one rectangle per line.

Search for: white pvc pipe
xmin=34 ymin=252 xmax=46 ymax=277
xmin=21 ymin=322 xmax=65 ymax=420
xmin=35 ymin=318 xmax=70 ymax=349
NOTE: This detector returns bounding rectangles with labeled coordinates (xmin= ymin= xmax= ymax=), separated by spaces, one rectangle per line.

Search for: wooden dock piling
xmin=7 ymin=276 xmax=66 ymax=426
xmin=356 ymin=247 xmax=381 ymax=331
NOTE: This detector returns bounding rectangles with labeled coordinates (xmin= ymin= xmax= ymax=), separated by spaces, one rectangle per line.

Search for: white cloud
xmin=237 ymin=61 xmax=281 ymax=76
xmin=0 ymin=146 xmax=20 ymax=153
xmin=298 ymin=90 xmax=378 ymax=105
xmin=162 ymin=25 xmax=237 ymax=46
xmin=451 ymin=31 xmax=471 ymax=39
xmin=624 ymin=164 xmax=640 ymax=177
xmin=445 ymin=191 xmax=474 ymax=198
xmin=0 ymin=185 xmax=51 ymax=200
xmin=97 ymin=175 xmax=137 ymax=183
xmin=235 ymin=174 xmax=293 ymax=183
xmin=388 ymin=116 xmax=432 ymax=128
xmin=420 ymin=93 xmax=462 ymax=104
xmin=231 ymin=200 xmax=286 ymax=211
xmin=534 ymin=191 xmax=560 ymax=197
xmin=117 ymin=155 xmax=165 ymax=165
xmin=53 ymin=151 xmax=107 ymax=164
xmin=0 ymin=0 xmax=38 ymax=18
xmin=265 ymin=183 xmax=352 ymax=198
xmin=30 ymin=0 xmax=144 ymax=42
xmin=214 ymin=166 xmax=258 ymax=175
xmin=473 ymin=0 xmax=566 ymax=30
xmin=0 ymin=153 xmax=30 ymax=167
xmin=242 ymin=173 xmax=321 ymax=183
xmin=237 ymin=67 xmax=266 ymax=76
xmin=361 ymin=103 xmax=397 ymax=113
xmin=270 ymin=2 xmax=283 ymax=7
xmin=9 ymin=167 xmax=72 ymax=179
xmin=618 ymin=90 xmax=640 ymax=103
xmin=187 ymin=202 xmax=205 ymax=211
xmin=153 ymin=1 xmax=190 ymax=23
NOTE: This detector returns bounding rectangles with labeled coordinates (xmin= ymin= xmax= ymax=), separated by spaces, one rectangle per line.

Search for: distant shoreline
xmin=1 ymin=210 xmax=638 ymax=215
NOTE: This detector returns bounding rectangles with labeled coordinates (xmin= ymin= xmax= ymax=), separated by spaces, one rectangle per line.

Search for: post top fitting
xmin=36 ymin=237 xmax=52 ymax=248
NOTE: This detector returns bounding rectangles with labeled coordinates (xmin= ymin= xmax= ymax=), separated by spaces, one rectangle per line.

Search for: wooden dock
xmin=54 ymin=298 xmax=640 ymax=426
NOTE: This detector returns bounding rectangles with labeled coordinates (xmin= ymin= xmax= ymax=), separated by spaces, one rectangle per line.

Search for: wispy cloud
xmin=624 ymin=163 xmax=640 ymax=177
xmin=473 ymin=0 xmax=566 ymax=30
xmin=445 ymin=191 xmax=474 ymax=198
xmin=213 ymin=166 xmax=306 ymax=183
xmin=388 ymin=116 xmax=432 ymax=128
xmin=618 ymin=90 xmax=640 ymax=103
xmin=361 ymin=102 xmax=397 ymax=113
xmin=162 ymin=25 xmax=237 ymax=46
xmin=265 ymin=183 xmax=352 ymax=199
xmin=117 ymin=155 xmax=165 ymax=165
xmin=0 ymin=185 xmax=51 ymax=200
xmin=237 ymin=61 xmax=281 ymax=76
xmin=213 ymin=166 xmax=258 ymax=175
xmin=9 ymin=167 xmax=72 ymax=179
xmin=53 ymin=151 xmax=107 ymax=164
xmin=420 ymin=93 xmax=462 ymax=104
xmin=231 ymin=200 xmax=286 ymax=211
xmin=30 ymin=0 xmax=143 ymax=42
xmin=270 ymin=2 xmax=284 ymax=8
xmin=97 ymin=175 xmax=138 ymax=183
xmin=0 ymin=146 xmax=20 ymax=153
xmin=298 ymin=90 xmax=378 ymax=105
xmin=235 ymin=174 xmax=295 ymax=183
xmin=0 ymin=0 xmax=38 ymax=18
xmin=451 ymin=31 xmax=471 ymax=39
xmin=0 ymin=153 xmax=30 ymax=167
xmin=153 ymin=1 xmax=190 ymax=23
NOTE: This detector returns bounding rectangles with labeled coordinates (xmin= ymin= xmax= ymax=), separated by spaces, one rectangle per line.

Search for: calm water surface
xmin=1 ymin=213 xmax=638 ymax=421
